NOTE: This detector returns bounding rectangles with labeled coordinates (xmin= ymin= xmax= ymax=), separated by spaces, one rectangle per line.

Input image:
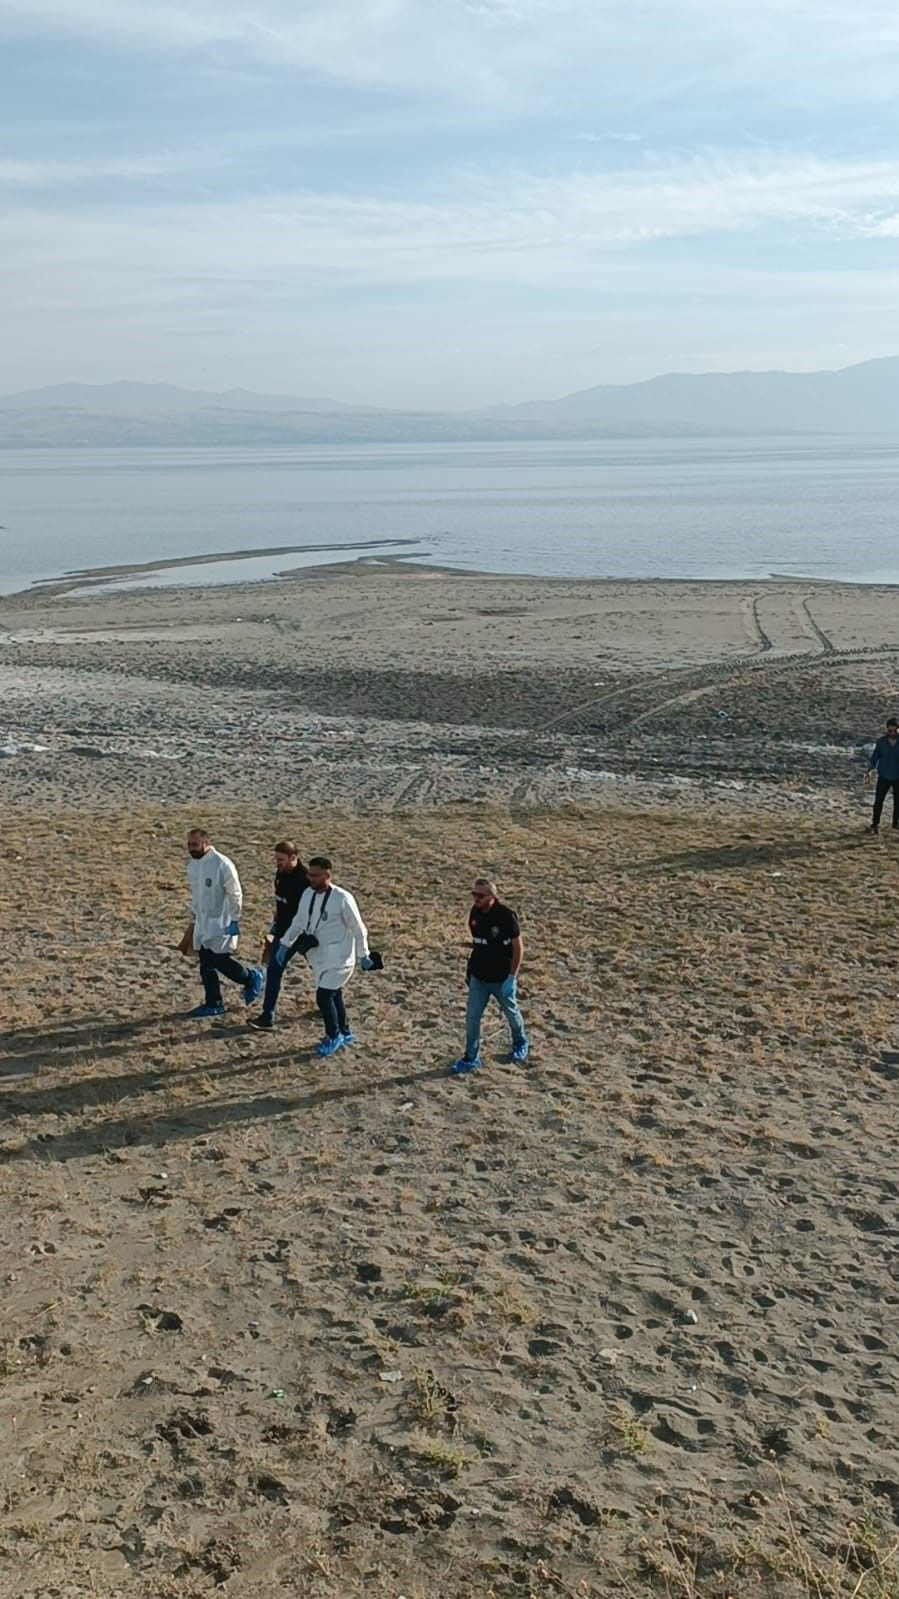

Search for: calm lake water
xmin=2 ymin=436 xmax=899 ymax=594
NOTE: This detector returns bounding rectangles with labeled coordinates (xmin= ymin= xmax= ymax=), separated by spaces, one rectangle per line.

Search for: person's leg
xmin=332 ymin=987 xmax=349 ymax=1035
xmin=495 ymin=981 xmax=528 ymax=1048
xmin=316 ymin=986 xmax=341 ymax=1039
xmin=198 ymin=947 xmax=223 ymax=1006
xmin=260 ymin=952 xmax=285 ymax=1020
xmin=891 ymin=781 xmax=899 ymax=827
xmin=464 ymin=978 xmax=491 ymax=1061
xmin=872 ymin=777 xmax=890 ymax=828
xmin=215 ymin=951 xmax=254 ymax=987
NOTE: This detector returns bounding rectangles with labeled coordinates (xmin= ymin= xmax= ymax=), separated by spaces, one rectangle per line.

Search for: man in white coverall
xmin=185 ymin=828 xmax=264 ymax=1019
xmin=274 ymin=854 xmax=374 ymax=1056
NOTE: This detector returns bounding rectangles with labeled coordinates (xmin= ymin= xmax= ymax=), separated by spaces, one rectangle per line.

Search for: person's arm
xmin=867 ymin=739 xmax=881 ymax=783
xmin=220 ymin=858 xmax=243 ymax=930
xmin=342 ymin=891 xmax=370 ymax=959
xmin=509 ymin=934 xmax=523 ymax=978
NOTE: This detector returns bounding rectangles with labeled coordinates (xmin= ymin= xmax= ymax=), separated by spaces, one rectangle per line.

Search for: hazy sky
xmin=2 ymin=0 xmax=899 ymax=407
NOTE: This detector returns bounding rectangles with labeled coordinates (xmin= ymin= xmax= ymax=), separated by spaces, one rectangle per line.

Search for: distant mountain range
xmin=0 ymin=380 xmax=360 ymax=415
xmin=481 ymin=356 xmax=899 ymax=433
xmin=1 ymin=358 xmax=897 ymax=445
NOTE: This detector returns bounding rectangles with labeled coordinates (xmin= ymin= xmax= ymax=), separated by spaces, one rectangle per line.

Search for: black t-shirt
xmin=273 ymin=864 xmax=310 ymax=937
xmin=468 ymin=900 xmax=520 ymax=983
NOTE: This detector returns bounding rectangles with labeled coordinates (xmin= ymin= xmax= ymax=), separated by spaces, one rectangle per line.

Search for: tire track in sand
xmin=799 ymin=595 xmax=834 ymax=654
xmin=532 ymin=643 xmax=899 ymax=737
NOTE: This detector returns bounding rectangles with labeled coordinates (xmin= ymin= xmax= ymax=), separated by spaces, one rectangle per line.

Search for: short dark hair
xmin=274 ymin=840 xmax=299 ymax=856
xmin=187 ymin=827 xmax=209 ymax=840
xmin=308 ymin=855 xmax=332 ymax=871
xmin=888 ymin=719 xmax=898 ymax=728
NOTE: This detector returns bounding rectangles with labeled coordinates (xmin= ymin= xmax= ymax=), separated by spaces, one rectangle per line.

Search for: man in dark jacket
xmin=866 ymin=718 xmax=899 ymax=833
xmin=249 ymin=840 xmax=309 ymax=1030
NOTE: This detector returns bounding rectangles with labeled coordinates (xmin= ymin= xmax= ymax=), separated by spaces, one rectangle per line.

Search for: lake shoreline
xmin=5 ymin=433 xmax=899 ymax=593
xmin=7 ymin=548 xmax=899 ymax=604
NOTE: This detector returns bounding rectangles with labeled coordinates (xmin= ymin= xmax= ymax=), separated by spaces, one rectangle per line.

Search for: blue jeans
xmin=465 ymin=976 xmax=527 ymax=1060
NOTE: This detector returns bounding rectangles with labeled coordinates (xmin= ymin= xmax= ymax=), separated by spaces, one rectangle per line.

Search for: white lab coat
xmin=187 ymin=848 xmax=243 ymax=953
xmin=282 ymin=884 xmax=369 ymax=991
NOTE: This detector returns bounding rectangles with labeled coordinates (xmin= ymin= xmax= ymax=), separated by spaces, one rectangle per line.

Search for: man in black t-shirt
xmin=449 ymin=876 xmax=529 ymax=1075
xmin=249 ymin=840 xmax=309 ymax=1031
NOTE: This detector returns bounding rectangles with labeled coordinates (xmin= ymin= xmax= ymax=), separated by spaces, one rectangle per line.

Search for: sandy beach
xmin=2 ymin=564 xmax=899 ymax=812
xmin=1 ymin=567 xmax=898 ymax=1597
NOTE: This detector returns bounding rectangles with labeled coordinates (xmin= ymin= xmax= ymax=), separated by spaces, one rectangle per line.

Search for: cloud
xmin=2 ymin=0 xmax=898 ymax=113
xmin=4 ymin=151 xmax=899 ymax=299
xmin=0 ymin=154 xmax=206 ymax=189
xmin=861 ymin=213 xmax=899 ymax=237
xmin=3 ymin=2 xmax=899 ymax=398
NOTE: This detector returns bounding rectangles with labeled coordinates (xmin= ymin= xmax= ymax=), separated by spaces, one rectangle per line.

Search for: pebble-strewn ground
xmin=1 ymin=804 xmax=897 ymax=1599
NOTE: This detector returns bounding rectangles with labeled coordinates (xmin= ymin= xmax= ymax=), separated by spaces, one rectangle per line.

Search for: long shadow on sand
xmin=0 ymin=1012 xmax=181 ymax=1068
xmin=0 ymin=1011 xmax=263 ymax=1077
xmin=0 ymin=1044 xmax=281 ymax=1117
xmin=3 ymin=1012 xmax=180 ymax=1044
xmin=0 ymin=1060 xmax=452 ymax=1163
xmin=630 ymin=830 xmax=870 ymax=876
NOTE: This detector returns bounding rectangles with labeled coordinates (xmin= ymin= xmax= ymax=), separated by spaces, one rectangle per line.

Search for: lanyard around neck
xmin=305 ymin=886 xmax=332 ymax=935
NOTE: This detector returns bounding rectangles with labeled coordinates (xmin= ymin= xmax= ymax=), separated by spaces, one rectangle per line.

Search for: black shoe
xmin=248 ymin=1014 xmax=274 ymax=1031
xmin=868 ymin=824 xmax=879 ymax=834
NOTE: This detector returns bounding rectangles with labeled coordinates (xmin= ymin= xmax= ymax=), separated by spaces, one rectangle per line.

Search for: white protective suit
xmin=187 ymin=848 xmax=243 ymax=953
xmin=282 ymin=884 xmax=369 ymax=991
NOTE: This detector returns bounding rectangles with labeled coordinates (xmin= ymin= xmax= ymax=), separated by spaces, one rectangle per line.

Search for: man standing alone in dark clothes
xmin=249 ymin=840 xmax=309 ymax=1031
xmin=449 ymin=876 xmax=529 ymax=1075
xmin=866 ymin=718 xmax=899 ymax=833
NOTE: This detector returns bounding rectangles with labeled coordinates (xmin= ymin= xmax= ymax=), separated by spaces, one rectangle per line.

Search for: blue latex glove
xmin=226 ymin=919 xmax=240 ymax=936
xmin=359 ymin=955 xmax=375 ymax=972
xmin=273 ymin=940 xmax=288 ymax=969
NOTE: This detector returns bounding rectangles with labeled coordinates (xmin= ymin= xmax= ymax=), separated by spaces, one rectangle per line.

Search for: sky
xmin=2 ymin=0 xmax=899 ymax=408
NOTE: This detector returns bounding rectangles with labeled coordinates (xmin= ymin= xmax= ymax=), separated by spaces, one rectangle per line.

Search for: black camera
xmin=293 ymin=932 xmax=319 ymax=955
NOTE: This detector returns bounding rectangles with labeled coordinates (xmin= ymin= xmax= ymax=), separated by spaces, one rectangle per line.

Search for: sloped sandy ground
xmin=1 ymin=803 xmax=897 ymax=1598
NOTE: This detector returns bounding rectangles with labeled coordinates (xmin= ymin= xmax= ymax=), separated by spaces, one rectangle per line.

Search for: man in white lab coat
xmin=274 ymin=855 xmax=374 ymax=1056
xmin=185 ymin=828 xmax=264 ymax=1019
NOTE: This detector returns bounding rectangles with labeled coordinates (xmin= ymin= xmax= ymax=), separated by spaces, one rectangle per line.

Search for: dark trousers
xmin=316 ymin=985 xmax=348 ymax=1039
xmin=261 ymin=942 xmax=301 ymax=1020
xmin=199 ymin=946 xmax=254 ymax=1007
xmin=872 ymin=777 xmax=899 ymax=827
